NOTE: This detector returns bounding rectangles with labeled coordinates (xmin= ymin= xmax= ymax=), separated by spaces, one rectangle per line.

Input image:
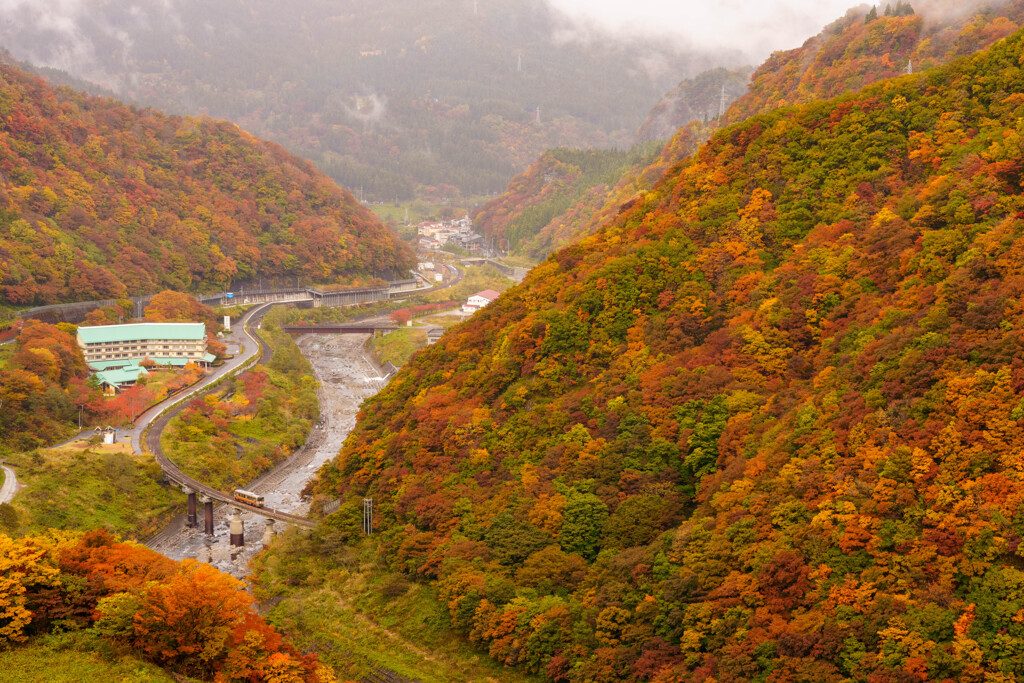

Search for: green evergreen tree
xmin=558 ymin=491 xmax=609 ymax=561
xmin=866 ymin=5 xmax=878 ymax=22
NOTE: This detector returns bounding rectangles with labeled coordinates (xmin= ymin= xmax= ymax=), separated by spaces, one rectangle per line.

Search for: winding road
xmin=140 ymin=263 xmax=468 ymax=542
xmin=130 ymin=300 xmax=294 ymax=456
xmin=133 ymin=299 xmax=318 ymax=530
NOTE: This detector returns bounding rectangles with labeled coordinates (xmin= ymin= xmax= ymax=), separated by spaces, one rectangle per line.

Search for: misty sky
xmin=549 ymin=0 xmax=863 ymax=59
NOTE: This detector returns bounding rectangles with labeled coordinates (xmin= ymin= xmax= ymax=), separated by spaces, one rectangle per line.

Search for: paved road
xmin=0 ymin=462 xmax=18 ymax=505
xmin=130 ymin=298 xmax=319 ymax=532
xmin=130 ymin=300 xmax=301 ymax=455
xmin=52 ymin=429 xmax=101 ymax=448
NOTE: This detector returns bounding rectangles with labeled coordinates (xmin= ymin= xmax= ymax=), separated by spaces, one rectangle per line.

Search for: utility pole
xmin=363 ymin=498 xmax=373 ymax=535
xmin=719 ymin=84 xmax=727 ymax=117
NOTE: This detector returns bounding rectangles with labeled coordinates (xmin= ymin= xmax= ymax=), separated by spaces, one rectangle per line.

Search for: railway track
xmin=144 ymin=265 xmax=464 ymax=539
xmin=143 ymin=302 xmax=318 ymax=539
xmin=154 ymin=451 xmax=316 ymax=529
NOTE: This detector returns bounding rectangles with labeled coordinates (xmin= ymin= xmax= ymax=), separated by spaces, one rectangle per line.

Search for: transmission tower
xmin=363 ymin=498 xmax=373 ymax=535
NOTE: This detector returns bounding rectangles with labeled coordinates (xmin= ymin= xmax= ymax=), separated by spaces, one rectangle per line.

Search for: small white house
xmin=468 ymin=289 xmax=500 ymax=307
xmin=463 ymin=289 xmax=501 ymax=313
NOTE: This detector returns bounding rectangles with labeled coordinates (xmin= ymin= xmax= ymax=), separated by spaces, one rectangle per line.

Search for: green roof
xmin=153 ymin=358 xmax=191 ymax=367
xmin=88 ymin=359 xmax=143 ymax=371
xmin=77 ymin=322 xmax=205 ymax=344
xmin=89 ymin=356 xmax=206 ymax=372
xmin=95 ymin=366 xmax=149 ymax=387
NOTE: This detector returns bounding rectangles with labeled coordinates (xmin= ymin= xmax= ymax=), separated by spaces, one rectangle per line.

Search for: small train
xmin=232 ymin=488 xmax=265 ymax=508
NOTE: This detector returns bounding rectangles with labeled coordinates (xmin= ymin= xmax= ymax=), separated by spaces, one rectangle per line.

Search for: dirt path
xmin=0 ymin=462 xmax=18 ymax=504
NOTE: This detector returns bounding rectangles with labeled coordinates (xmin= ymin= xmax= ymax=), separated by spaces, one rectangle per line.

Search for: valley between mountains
xmin=9 ymin=2 xmax=1024 ymax=682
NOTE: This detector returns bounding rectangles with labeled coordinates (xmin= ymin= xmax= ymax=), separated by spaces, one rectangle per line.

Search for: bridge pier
xmin=186 ymin=488 xmax=197 ymax=528
xmin=203 ymin=497 xmax=214 ymax=536
xmin=230 ymin=508 xmax=244 ymax=547
xmin=262 ymin=518 xmax=276 ymax=546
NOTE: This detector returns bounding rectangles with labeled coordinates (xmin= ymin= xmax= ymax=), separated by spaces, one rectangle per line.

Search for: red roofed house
xmin=463 ymin=289 xmax=501 ymax=313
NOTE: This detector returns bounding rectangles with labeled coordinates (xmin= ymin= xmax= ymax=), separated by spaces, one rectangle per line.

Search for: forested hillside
xmin=723 ymin=0 xmax=1024 ymax=127
xmin=301 ymin=26 xmax=1024 ymax=681
xmin=0 ymin=0 xmax=717 ymax=201
xmin=0 ymin=530 xmax=335 ymax=681
xmin=0 ymin=56 xmax=413 ymax=308
xmin=473 ymin=66 xmax=751 ymax=261
xmin=476 ymin=0 xmax=1024 ymax=263
xmin=472 ymin=145 xmax=661 ymax=259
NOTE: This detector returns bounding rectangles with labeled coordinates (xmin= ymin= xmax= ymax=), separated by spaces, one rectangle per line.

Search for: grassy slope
xmin=254 ymin=533 xmax=540 ymax=683
xmin=423 ymin=265 xmax=514 ymax=304
xmin=0 ymin=634 xmax=176 ymax=683
xmin=368 ymin=328 xmax=428 ymax=368
xmin=2 ymin=442 xmax=178 ymax=538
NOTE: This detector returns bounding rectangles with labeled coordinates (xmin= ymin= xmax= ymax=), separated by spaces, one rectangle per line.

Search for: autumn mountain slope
xmin=660 ymin=0 xmax=1024 ymax=170
xmin=304 ymin=27 xmax=1024 ymax=681
xmin=472 ymin=68 xmax=751 ymax=261
xmin=0 ymin=56 xmax=413 ymax=307
xmin=472 ymin=145 xmax=662 ymax=259
xmin=476 ymin=0 xmax=1024 ymax=264
xmin=723 ymin=0 xmax=1024 ymax=128
xmin=0 ymin=530 xmax=336 ymax=681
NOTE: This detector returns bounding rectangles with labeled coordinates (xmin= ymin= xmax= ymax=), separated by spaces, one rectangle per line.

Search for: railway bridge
xmin=141 ymin=301 xmax=316 ymax=550
xmin=157 ymin=451 xmax=315 ymax=533
xmin=281 ymin=323 xmax=399 ymax=335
